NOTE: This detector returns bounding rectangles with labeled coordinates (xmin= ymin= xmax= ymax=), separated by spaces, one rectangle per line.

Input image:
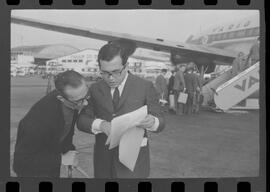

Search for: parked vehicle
xmin=17 ymin=70 xmax=26 ymax=76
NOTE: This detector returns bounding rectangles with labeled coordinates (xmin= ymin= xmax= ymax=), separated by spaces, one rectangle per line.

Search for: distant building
xmin=45 ymin=49 xmax=99 ymax=76
xmin=11 ymin=53 xmax=34 ymax=65
xmin=11 ymin=44 xmax=79 ymax=66
xmin=45 ymin=48 xmax=148 ymax=79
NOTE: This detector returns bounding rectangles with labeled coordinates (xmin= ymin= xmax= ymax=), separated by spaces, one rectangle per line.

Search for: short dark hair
xmin=54 ymin=70 xmax=85 ymax=96
xmin=161 ymin=68 xmax=167 ymax=73
xmin=186 ymin=65 xmax=194 ymax=72
xmin=97 ymin=39 xmax=136 ymax=67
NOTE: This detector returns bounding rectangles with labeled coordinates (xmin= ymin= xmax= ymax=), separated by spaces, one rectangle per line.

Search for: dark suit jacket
xmin=249 ymin=41 xmax=259 ymax=62
xmin=184 ymin=72 xmax=198 ymax=94
xmin=13 ymin=90 xmax=76 ymax=177
xmin=77 ymin=74 xmax=165 ymax=178
xmin=168 ymin=75 xmax=175 ymax=94
xmin=173 ymin=70 xmax=186 ymax=92
xmin=155 ymin=74 xmax=168 ymax=99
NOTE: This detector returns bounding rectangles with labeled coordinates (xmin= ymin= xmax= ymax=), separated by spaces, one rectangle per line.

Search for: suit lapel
xmin=98 ymin=80 xmax=114 ymax=114
xmin=54 ymin=99 xmax=65 ymax=143
xmin=117 ymin=74 xmax=134 ymax=111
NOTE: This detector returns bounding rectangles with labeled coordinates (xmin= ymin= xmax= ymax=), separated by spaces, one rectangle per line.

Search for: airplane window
xmin=246 ymin=29 xmax=253 ymax=36
xmin=62 ymin=60 xmax=66 ymax=62
xmin=236 ymin=23 xmax=241 ymax=28
xmin=73 ymin=60 xmax=77 ymax=62
xmin=244 ymin=20 xmax=251 ymax=27
xmin=228 ymin=31 xmax=235 ymax=39
xmin=228 ymin=24 xmax=234 ymax=30
xmin=68 ymin=60 xmax=72 ymax=62
xmin=221 ymin=33 xmax=228 ymax=40
xmin=208 ymin=35 xmax=213 ymax=42
xmin=82 ymin=69 xmax=85 ymax=72
xmin=253 ymin=28 xmax=259 ymax=36
xmin=219 ymin=27 xmax=224 ymax=32
xmin=236 ymin=30 xmax=245 ymax=38
xmin=216 ymin=34 xmax=222 ymax=40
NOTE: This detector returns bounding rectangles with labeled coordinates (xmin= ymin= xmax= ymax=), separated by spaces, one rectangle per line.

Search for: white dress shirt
xmin=91 ymin=73 xmax=160 ymax=146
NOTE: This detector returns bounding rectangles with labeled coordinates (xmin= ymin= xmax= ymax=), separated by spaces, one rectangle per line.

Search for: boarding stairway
xmin=202 ymin=62 xmax=259 ymax=111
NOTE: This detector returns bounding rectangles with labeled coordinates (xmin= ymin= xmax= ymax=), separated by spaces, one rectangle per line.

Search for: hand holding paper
xmin=136 ymin=114 xmax=155 ymax=129
xmin=100 ymin=121 xmax=111 ymax=137
xmin=108 ymin=105 xmax=148 ymax=150
xmin=104 ymin=106 xmax=149 ymax=172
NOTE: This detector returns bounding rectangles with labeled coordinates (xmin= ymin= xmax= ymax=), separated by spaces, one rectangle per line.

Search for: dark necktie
xmin=113 ymin=87 xmax=120 ymax=113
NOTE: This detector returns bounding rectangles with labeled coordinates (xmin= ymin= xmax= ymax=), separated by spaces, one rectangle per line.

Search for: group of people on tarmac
xmin=154 ymin=36 xmax=260 ymax=114
xmin=155 ymin=62 xmax=203 ymax=115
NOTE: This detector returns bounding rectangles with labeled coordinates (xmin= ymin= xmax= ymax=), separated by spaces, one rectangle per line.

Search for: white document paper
xmin=119 ymin=127 xmax=145 ymax=171
xmin=107 ymin=105 xmax=148 ymax=150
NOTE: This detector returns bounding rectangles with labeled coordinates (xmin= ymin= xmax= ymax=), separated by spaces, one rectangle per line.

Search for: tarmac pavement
xmin=10 ymin=77 xmax=259 ymax=178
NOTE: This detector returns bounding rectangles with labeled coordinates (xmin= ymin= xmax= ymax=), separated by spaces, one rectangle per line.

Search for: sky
xmin=11 ymin=10 xmax=258 ymax=50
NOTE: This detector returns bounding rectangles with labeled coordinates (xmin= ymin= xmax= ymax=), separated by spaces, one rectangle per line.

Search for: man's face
xmin=64 ymin=80 xmax=89 ymax=107
xmin=99 ymin=55 xmax=127 ymax=88
xmin=188 ymin=62 xmax=194 ymax=67
xmin=180 ymin=66 xmax=186 ymax=72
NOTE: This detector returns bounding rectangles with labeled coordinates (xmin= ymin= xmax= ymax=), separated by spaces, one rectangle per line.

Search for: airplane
xmin=11 ymin=15 xmax=237 ymax=73
xmin=11 ymin=14 xmax=260 ymax=110
xmin=186 ymin=14 xmax=259 ymax=74
xmin=186 ymin=15 xmax=259 ymax=54
xmin=185 ymin=14 xmax=260 ymax=110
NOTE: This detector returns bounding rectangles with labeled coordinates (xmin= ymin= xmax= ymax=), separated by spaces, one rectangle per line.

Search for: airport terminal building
xmin=11 ymin=44 xmax=80 ymax=76
xmin=11 ymin=44 xmax=79 ymax=66
xmin=45 ymin=48 xmax=171 ymax=79
xmin=11 ymin=44 xmax=172 ymax=79
xmin=46 ymin=49 xmax=99 ymax=77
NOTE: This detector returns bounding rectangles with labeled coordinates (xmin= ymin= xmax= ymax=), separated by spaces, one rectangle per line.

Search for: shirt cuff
xmin=141 ymin=137 xmax=148 ymax=147
xmin=91 ymin=119 xmax=104 ymax=134
xmin=146 ymin=116 xmax=159 ymax=132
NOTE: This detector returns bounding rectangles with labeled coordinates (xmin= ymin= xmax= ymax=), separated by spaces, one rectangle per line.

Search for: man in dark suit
xmin=77 ymin=40 xmax=165 ymax=178
xmin=155 ymin=68 xmax=168 ymax=102
xmin=232 ymin=52 xmax=246 ymax=77
xmin=168 ymin=70 xmax=176 ymax=113
xmin=183 ymin=65 xmax=199 ymax=115
xmin=13 ymin=71 xmax=89 ymax=177
xmin=187 ymin=62 xmax=203 ymax=114
xmin=247 ymin=36 xmax=260 ymax=67
xmin=173 ymin=64 xmax=186 ymax=115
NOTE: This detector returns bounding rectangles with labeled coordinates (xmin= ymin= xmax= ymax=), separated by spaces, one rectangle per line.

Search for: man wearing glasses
xmin=13 ymin=71 xmax=89 ymax=177
xmin=77 ymin=40 xmax=165 ymax=178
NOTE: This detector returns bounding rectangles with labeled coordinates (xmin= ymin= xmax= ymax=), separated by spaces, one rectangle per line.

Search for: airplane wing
xmin=11 ymin=15 xmax=237 ymax=65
